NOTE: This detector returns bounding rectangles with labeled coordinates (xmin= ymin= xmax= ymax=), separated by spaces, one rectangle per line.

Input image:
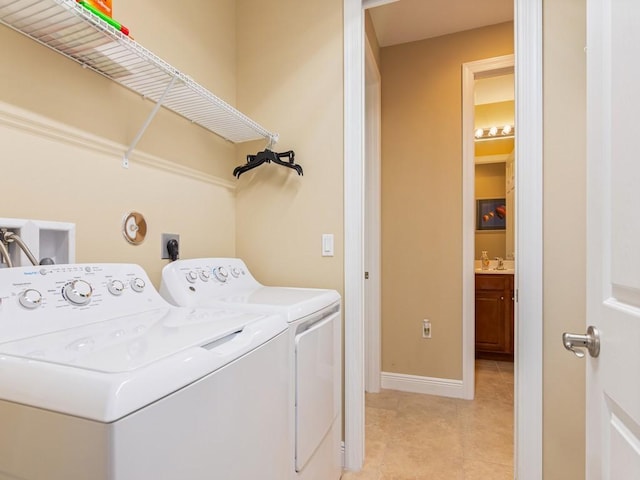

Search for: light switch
xmin=322 ymin=234 xmax=334 ymax=257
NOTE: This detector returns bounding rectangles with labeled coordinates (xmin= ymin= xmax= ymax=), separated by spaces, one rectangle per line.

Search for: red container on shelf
xmin=85 ymin=0 xmax=112 ymax=18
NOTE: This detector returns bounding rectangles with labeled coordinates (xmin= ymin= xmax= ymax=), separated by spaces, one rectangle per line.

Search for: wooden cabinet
xmin=475 ymin=274 xmax=514 ymax=361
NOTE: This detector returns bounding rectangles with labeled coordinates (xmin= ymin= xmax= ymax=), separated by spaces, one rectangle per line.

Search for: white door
xmin=583 ymin=0 xmax=640 ymax=477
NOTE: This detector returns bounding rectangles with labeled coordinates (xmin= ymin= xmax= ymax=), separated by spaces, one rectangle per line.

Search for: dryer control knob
xmin=213 ymin=267 xmax=229 ymax=283
xmin=108 ymin=280 xmax=125 ymax=296
xmin=63 ymin=280 xmax=93 ymax=306
xmin=231 ymin=267 xmax=241 ymax=278
xmin=186 ymin=271 xmax=198 ymax=284
xmin=130 ymin=278 xmax=146 ymax=293
xmin=19 ymin=289 xmax=43 ymax=310
xmin=199 ymin=270 xmax=211 ymax=282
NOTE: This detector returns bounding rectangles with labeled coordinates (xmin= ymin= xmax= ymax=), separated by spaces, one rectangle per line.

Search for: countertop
xmin=474 ymin=259 xmax=515 ymax=275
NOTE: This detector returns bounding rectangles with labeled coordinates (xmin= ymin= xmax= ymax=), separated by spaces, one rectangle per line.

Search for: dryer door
xmin=295 ymin=309 xmax=341 ymax=472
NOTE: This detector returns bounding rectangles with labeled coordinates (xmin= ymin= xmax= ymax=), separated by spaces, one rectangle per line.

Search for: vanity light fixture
xmin=474 ymin=125 xmax=515 ymax=141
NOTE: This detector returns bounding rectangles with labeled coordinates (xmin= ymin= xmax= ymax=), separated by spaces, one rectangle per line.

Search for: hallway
xmin=342 ymin=360 xmax=513 ymax=479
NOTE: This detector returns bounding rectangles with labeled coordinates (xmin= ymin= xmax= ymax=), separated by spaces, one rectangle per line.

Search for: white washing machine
xmin=160 ymin=258 xmax=342 ymax=480
xmin=0 ymin=263 xmax=289 ymax=480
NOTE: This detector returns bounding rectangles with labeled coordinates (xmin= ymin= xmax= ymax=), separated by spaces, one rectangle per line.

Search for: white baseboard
xmin=380 ymin=371 xmax=465 ymax=398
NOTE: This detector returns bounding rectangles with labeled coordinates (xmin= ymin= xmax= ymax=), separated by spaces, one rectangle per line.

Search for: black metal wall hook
xmin=233 ymin=149 xmax=303 ymax=178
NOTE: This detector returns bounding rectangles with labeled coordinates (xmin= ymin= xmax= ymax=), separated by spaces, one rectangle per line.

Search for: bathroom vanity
xmin=475 ymin=272 xmax=514 ymax=361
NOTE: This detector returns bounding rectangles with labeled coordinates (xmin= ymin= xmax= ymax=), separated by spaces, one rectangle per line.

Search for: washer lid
xmin=0 ymin=307 xmax=287 ymax=422
xmin=0 ymin=308 xmax=263 ymax=373
xmin=211 ymin=287 xmax=340 ymax=322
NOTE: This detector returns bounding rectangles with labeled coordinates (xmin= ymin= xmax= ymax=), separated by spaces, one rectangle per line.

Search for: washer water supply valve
xmin=0 ymin=229 xmax=54 ymax=267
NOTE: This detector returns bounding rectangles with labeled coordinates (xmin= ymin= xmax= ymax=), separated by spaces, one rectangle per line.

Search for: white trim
xmin=364 ymin=37 xmax=382 ymax=394
xmin=462 ymin=54 xmax=515 ymax=403
xmin=462 ymin=60 xmax=475 ymax=402
xmin=381 ymin=372 xmax=465 ymax=398
xmin=0 ymin=101 xmax=236 ymax=191
xmin=343 ymin=0 xmax=365 ymax=472
xmin=514 ymin=0 xmax=543 ymax=478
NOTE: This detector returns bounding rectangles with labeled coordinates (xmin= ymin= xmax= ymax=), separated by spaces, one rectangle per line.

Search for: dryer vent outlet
xmin=161 ymin=233 xmax=180 ymax=260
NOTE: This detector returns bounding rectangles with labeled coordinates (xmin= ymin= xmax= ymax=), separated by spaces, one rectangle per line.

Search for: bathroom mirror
xmin=474 ymin=72 xmax=515 ymax=261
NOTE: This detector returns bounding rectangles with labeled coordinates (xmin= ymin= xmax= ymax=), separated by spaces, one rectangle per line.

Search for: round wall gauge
xmin=122 ymin=211 xmax=147 ymax=245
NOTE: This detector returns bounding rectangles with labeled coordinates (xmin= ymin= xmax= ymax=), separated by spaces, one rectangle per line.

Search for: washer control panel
xmin=0 ymin=264 xmax=168 ymax=343
xmin=164 ymin=259 xmax=254 ymax=286
xmin=160 ymin=258 xmax=261 ymax=306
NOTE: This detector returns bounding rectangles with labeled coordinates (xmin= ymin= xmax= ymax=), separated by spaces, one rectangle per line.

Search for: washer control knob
xmin=186 ymin=271 xmax=198 ymax=284
xmin=199 ymin=270 xmax=211 ymax=282
xmin=213 ymin=267 xmax=229 ymax=283
xmin=108 ymin=280 xmax=125 ymax=296
xmin=63 ymin=280 xmax=93 ymax=306
xmin=130 ymin=278 xmax=146 ymax=293
xmin=19 ymin=289 xmax=43 ymax=310
xmin=231 ymin=267 xmax=241 ymax=278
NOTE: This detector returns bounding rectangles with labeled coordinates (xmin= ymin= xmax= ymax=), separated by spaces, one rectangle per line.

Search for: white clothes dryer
xmin=160 ymin=258 xmax=342 ymax=480
xmin=0 ymin=264 xmax=289 ymax=480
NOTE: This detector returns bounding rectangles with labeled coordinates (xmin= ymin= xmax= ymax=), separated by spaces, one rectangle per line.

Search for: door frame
xmin=512 ymin=0 xmax=543 ymax=476
xmin=343 ymin=0 xmax=366 ymax=469
xmin=364 ymin=35 xmax=382 ymax=393
xmin=343 ymin=0 xmax=543 ymax=477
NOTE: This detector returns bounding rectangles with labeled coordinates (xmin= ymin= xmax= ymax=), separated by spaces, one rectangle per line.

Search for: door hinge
xmin=364 ymin=271 xmax=369 ymax=279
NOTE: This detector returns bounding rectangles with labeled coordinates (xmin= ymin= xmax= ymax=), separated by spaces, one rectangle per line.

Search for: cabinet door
xmin=475 ymin=288 xmax=508 ymax=353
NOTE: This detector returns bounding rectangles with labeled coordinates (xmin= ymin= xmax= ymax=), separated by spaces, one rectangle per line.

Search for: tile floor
xmin=341 ymin=360 xmax=514 ymax=480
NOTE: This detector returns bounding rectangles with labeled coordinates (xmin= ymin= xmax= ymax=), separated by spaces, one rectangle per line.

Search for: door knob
xmin=562 ymin=325 xmax=600 ymax=358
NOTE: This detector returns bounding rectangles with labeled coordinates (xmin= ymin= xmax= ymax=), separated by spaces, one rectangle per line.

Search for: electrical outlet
xmin=161 ymin=233 xmax=180 ymax=260
xmin=422 ymin=319 xmax=432 ymax=339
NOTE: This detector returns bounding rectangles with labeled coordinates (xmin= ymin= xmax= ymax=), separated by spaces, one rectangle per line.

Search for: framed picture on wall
xmin=476 ymin=198 xmax=506 ymax=230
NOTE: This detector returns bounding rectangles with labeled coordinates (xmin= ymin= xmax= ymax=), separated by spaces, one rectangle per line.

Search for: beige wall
xmin=475 ymin=163 xmax=506 ymax=259
xmin=380 ymin=22 xmax=513 ymax=379
xmin=474 ymin=101 xmax=514 ymax=131
xmin=543 ymin=0 xmax=587 ymax=477
xmin=234 ymin=0 xmax=344 ymax=293
xmin=0 ymin=0 xmax=239 ymax=286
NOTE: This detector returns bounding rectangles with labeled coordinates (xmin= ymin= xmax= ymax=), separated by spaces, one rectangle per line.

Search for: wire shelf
xmin=0 ymin=0 xmax=276 ymax=155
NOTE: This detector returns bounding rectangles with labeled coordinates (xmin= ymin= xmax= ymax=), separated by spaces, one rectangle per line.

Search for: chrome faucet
xmin=495 ymin=257 xmax=505 ymax=270
xmin=0 ymin=229 xmax=39 ymax=267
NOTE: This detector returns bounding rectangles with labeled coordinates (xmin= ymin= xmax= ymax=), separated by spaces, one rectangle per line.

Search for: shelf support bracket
xmin=123 ymin=75 xmax=178 ymax=168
